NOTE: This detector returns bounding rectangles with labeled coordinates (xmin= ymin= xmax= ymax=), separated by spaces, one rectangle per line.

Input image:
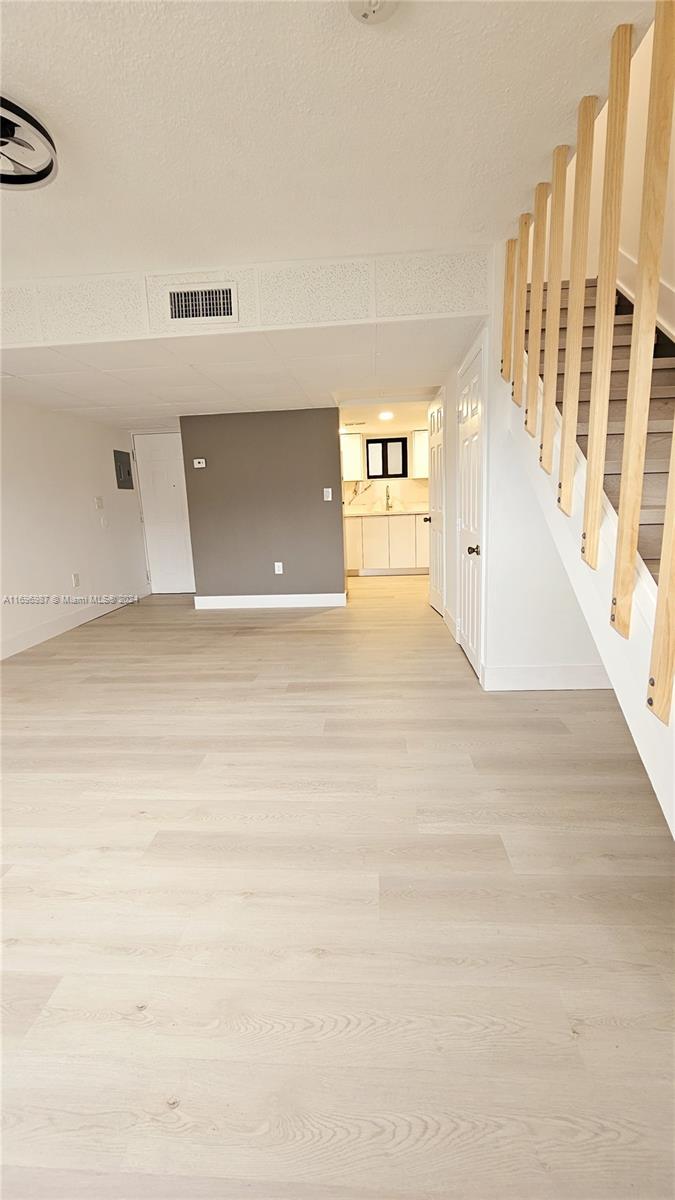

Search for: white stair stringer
xmin=508 ymin=365 xmax=674 ymax=835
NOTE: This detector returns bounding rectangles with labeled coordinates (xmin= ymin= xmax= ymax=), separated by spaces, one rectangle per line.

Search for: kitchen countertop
xmin=343 ymin=508 xmax=429 ymax=518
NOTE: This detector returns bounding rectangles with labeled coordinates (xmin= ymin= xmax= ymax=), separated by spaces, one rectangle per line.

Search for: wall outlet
xmin=193 ymin=458 xmax=206 ymax=469
xmin=274 ymin=561 xmax=284 ymax=575
xmin=94 ymin=496 xmax=104 ymax=509
xmin=71 ymin=572 xmax=80 ymax=588
xmin=323 ymin=487 xmax=332 ymax=501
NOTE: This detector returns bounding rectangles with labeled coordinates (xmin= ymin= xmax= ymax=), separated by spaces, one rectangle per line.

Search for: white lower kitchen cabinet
xmin=415 ymin=514 xmax=430 ymax=568
xmin=344 ymin=517 xmax=363 ymax=570
xmin=362 ymin=517 xmax=390 ymax=569
xmin=389 ymin=515 xmax=416 ymax=568
xmin=346 ymin=513 xmax=430 ymax=574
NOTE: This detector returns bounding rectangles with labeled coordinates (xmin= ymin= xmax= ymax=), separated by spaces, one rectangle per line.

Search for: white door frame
xmin=428 ymin=387 xmax=446 ymax=616
xmin=454 ymin=325 xmax=489 ymax=676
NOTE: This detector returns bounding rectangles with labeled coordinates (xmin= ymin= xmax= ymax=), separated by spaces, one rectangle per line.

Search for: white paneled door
xmin=428 ymin=396 xmax=445 ymax=615
xmin=457 ymin=343 xmax=483 ymax=675
xmin=134 ymin=433 xmax=196 ymax=594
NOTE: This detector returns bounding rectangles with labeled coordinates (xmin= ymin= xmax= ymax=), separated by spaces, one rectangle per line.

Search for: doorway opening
xmin=338 ymin=395 xmax=444 ymax=617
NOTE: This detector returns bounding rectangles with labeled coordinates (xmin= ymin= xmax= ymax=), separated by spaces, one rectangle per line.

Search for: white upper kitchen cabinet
xmin=410 ymin=429 xmax=430 ymax=478
xmin=340 ymin=433 xmax=364 ymax=482
xmin=388 ymin=515 xmax=416 ymax=569
xmin=361 ymin=517 xmax=389 ymax=569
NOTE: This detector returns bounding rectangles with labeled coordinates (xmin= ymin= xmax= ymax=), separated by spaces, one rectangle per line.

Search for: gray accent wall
xmin=180 ymin=408 xmax=345 ymax=597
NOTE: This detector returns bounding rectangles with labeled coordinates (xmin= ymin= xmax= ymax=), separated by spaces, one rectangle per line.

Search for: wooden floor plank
xmin=2 ymin=576 xmax=672 ymax=1199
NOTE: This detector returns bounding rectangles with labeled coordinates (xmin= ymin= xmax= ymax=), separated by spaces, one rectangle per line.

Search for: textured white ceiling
xmin=1 ymin=0 xmax=652 ymax=281
xmin=0 ymin=315 xmax=480 ymax=429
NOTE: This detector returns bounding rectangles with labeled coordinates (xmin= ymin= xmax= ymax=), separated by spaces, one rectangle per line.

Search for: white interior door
xmin=428 ymin=396 xmax=445 ymax=614
xmin=134 ymin=433 xmax=196 ymax=594
xmin=457 ymin=344 xmax=483 ymax=675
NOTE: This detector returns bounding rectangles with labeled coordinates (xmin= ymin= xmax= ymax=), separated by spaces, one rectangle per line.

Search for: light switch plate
xmin=323 ymin=487 xmax=332 ymax=501
xmin=193 ymin=458 xmax=206 ymax=469
xmin=94 ymin=496 xmax=104 ymax=509
xmin=274 ymin=562 xmax=283 ymax=575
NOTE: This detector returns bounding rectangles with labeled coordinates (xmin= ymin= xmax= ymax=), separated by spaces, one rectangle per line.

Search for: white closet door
xmin=134 ymin=433 xmax=195 ymax=594
xmin=428 ymin=399 xmax=445 ymax=614
xmin=457 ymin=345 xmax=484 ymax=676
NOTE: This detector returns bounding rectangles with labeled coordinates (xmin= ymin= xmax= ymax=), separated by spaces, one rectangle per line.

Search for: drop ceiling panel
xmin=143 ymin=383 xmax=230 ymax=405
xmin=289 ymin=354 xmax=377 ymax=393
xmin=1 ymin=347 xmax=87 ymax=375
xmin=1 ymin=377 xmax=84 ymax=406
xmin=374 ymin=362 xmax=447 ymax=389
xmin=107 ymin=365 xmax=209 ymax=390
xmin=265 ymin=323 xmax=376 ymax=361
xmin=161 ymin=331 xmax=279 ymax=366
xmin=1 ymin=316 xmax=478 ymax=426
xmin=20 ymin=370 xmax=136 ymax=403
xmin=64 ymin=338 xmax=183 ymax=371
xmin=376 ymin=315 xmax=482 ymax=363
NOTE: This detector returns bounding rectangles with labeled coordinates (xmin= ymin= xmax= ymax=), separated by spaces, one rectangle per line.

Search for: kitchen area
xmin=339 ymin=401 xmax=430 ymax=576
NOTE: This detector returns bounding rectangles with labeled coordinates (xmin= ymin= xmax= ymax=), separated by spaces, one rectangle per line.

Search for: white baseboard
xmin=195 ymin=592 xmax=347 ymax=610
xmin=1 ymin=596 xmax=147 ymax=660
xmin=481 ymin=663 xmax=611 ymax=691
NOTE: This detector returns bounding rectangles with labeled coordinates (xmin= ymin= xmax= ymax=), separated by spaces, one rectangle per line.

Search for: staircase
xmin=498 ymin=3 xmax=674 ymax=832
xmin=526 ymin=280 xmax=675 ymax=584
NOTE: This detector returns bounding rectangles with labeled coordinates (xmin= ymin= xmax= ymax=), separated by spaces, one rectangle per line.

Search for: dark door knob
xmin=467 ymin=544 xmax=481 ymax=556
xmin=423 ymin=516 xmax=431 ymax=523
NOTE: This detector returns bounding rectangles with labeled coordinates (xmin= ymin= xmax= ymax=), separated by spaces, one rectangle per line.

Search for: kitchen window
xmin=366 ymin=437 xmax=408 ymax=479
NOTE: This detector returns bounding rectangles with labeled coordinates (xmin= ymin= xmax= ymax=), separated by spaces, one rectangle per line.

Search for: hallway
xmin=2 ymin=576 xmax=673 ymax=1199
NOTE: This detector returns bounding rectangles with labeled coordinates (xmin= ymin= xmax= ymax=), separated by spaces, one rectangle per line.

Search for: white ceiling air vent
xmin=167 ymin=284 xmax=239 ymax=325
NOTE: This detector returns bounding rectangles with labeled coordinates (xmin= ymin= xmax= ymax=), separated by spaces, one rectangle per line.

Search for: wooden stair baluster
xmin=612 ymin=0 xmax=675 ymax=638
xmin=512 ymin=212 xmax=532 ymax=407
xmin=582 ymin=24 xmax=633 ymax=569
xmin=540 ymin=146 xmax=569 ymax=473
xmin=525 ymin=182 xmax=550 ymax=436
xmin=501 ymin=238 xmax=517 ymax=382
xmin=557 ymin=95 xmax=598 ymax=514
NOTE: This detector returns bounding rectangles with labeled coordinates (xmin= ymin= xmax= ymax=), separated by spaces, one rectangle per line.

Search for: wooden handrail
xmin=501 ymin=239 xmax=517 ymax=381
xmin=612 ymin=0 xmax=675 ymax=637
xmin=512 ymin=212 xmax=532 ymax=407
xmin=540 ymin=145 xmax=569 ymax=473
xmin=525 ymin=182 xmax=550 ymax=437
xmin=582 ymin=25 xmax=633 ymax=569
xmin=557 ymin=95 xmax=598 ymax=514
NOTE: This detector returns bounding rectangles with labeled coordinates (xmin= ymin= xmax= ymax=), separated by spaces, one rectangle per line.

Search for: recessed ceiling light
xmin=379 ymin=411 xmax=394 ymax=421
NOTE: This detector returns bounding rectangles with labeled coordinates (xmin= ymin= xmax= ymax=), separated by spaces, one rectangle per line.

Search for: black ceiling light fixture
xmin=1 ymin=96 xmax=57 ymax=188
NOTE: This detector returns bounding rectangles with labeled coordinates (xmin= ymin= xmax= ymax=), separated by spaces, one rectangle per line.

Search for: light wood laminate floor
xmin=2 ymin=577 xmax=673 ymax=1200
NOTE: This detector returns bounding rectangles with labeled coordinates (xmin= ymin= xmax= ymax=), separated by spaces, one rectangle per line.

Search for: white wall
xmin=1 ymin=398 xmax=149 ymax=658
xmin=445 ymin=252 xmax=609 ymax=690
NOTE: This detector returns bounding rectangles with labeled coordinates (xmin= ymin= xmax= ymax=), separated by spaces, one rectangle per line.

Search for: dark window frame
xmin=365 ymin=436 xmax=408 ymax=479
